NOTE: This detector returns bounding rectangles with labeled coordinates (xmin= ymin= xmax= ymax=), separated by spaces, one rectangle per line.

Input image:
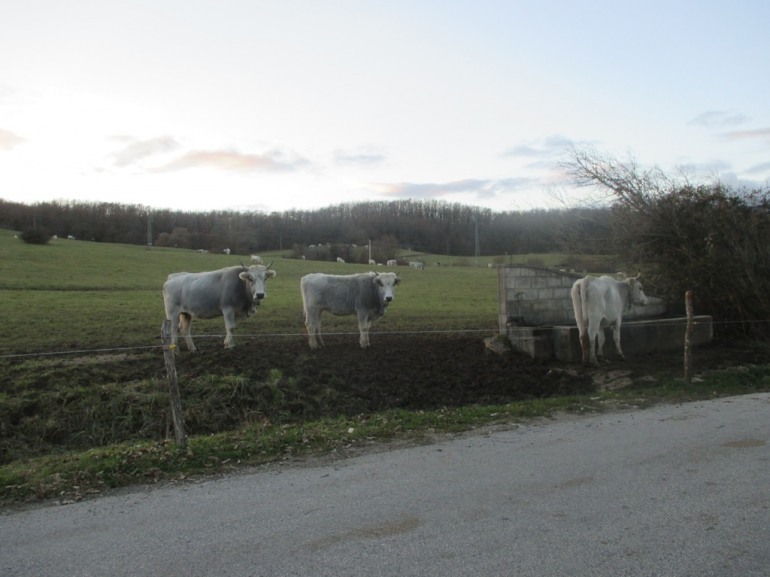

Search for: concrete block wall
xmin=497 ymin=266 xmax=582 ymax=331
xmin=498 ymin=265 xmax=680 ymax=361
xmin=498 ymin=266 xmax=668 ymax=332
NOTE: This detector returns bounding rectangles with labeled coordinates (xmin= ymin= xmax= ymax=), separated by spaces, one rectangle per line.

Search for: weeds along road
xmin=3 ymin=394 xmax=769 ymax=577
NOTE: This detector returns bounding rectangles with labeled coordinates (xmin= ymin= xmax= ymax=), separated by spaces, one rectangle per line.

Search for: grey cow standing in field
xmin=163 ymin=264 xmax=276 ymax=351
xmin=300 ymin=271 xmax=401 ymax=349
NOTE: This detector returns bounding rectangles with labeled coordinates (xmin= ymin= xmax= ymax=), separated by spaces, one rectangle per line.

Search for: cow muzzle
xmin=254 ymin=293 xmax=266 ymax=303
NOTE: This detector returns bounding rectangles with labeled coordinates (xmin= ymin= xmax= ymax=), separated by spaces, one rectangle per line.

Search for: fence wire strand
xmin=0 ymin=327 xmax=499 ymax=360
xmin=1 ymin=318 xmax=766 ymax=361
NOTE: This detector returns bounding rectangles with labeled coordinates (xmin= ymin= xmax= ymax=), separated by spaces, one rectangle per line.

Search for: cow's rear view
xmin=571 ymin=274 xmax=648 ymax=366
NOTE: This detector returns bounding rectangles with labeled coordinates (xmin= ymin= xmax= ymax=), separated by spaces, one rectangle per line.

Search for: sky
xmin=1 ymin=0 xmax=769 ymax=215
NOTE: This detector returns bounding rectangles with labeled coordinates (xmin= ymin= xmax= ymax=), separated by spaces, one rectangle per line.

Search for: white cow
xmin=571 ymin=274 xmax=648 ymax=366
xmin=300 ymin=272 xmax=401 ymax=349
xmin=250 ymin=255 xmax=263 ymax=264
xmin=336 ymin=257 xmax=345 ymax=264
xmin=387 ymin=259 xmax=397 ymax=267
xmin=409 ymin=261 xmax=424 ymax=270
xmin=163 ymin=264 xmax=276 ymax=351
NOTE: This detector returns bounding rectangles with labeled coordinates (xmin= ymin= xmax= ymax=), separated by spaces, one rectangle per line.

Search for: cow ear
xmin=239 ymin=271 xmax=253 ymax=282
xmin=267 ymin=270 xmax=277 ymax=278
xmin=394 ymin=276 xmax=401 ymax=285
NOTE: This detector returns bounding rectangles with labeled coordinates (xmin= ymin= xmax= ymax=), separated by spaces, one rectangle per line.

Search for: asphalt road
xmin=2 ymin=394 xmax=769 ymax=577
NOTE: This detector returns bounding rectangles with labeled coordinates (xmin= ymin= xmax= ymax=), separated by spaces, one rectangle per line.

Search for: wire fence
xmin=0 ymin=317 xmax=765 ymax=361
xmin=0 ymin=327 xmax=503 ymax=360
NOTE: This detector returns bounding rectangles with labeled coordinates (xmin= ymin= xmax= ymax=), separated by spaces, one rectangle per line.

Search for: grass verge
xmin=3 ymin=363 xmax=769 ymax=507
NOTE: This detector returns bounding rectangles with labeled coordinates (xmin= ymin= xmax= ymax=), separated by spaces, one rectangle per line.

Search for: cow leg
xmin=304 ymin=311 xmax=323 ymax=349
xmin=222 ymin=308 xmax=237 ymax=348
xmin=178 ymin=313 xmax=196 ymax=352
xmin=586 ymin=323 xmax=600 ymax=366
xmin=167 ymin=314 xmax=179 ymax=348
xmin=612 ymin=321 xmax=625 ymax=360
xmin=579 ymin=330 xmax=591 ymax=366
xmin=596 ymin=327 xmax=606 ymax=363
xmin=358 ymin=313 xmax=372 ymax=348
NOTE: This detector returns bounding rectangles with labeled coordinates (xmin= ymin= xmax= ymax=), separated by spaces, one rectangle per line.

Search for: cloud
xmin=720 ymin=127 xmax=770 ymax=144
xmin=0 ymin=128 xmax=25 ymax=151
xmin=334 ymin=145 xmax=386 ymax=166
xmin=688 ymin=110 xmax=750 ymax=128
xmin=110 ymin=136 xmax=181 ymax=167
xmin=501 ymin=135 xmax=578 ymax=159
xmin=150 ymin=148 xmax=309 ymax=174
xmin=373 ymin=177 xmax=534 ymax=201
xmin=745 ymin=161 xmax=770 ymax=175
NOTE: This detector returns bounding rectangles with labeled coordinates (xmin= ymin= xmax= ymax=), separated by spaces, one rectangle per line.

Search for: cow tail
xmin=571 ymin=280 xmax=587 ymax=334
xmin=571 ymin=279 xmax=592 ymax=364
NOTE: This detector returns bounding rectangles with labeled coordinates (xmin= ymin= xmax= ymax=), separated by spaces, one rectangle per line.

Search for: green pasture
xmin=0 ymin=229 xmax=505 ymax=355
xmin=5 ymin=227 xmax=769 ymax=505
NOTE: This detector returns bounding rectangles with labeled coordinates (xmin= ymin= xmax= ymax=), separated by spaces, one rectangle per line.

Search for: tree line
xmin=0 ymin=198 xmax=612 ymax=260
xmin=4 ymin=144 xmax=769 ymax=338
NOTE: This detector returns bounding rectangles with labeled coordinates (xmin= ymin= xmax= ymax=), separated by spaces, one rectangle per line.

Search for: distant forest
xmin=0 ymin=198 xmax=612 ymax=262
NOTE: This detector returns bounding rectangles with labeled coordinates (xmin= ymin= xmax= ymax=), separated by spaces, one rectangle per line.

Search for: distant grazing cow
xmin=571 ymin=274 xmax=648 ymax=366
xmin=387 ymin=259 xmax=397 ymax=267
xmin=336 ymin=257 xmax=345 ymax=264
xmin=163 ymin=263 xmax=276 ymax=351
xmin=409 ymin=261 xmax=424 ymax=270
xmin=223 ymin=248 xmax=231 ymax=255
xmin=368 ymin=259 xmax=376 ymax=265
xmin=250 ymin=255 xmax=263 ymax=264
xmin=300 ymin=272 xmax=401 ymax=349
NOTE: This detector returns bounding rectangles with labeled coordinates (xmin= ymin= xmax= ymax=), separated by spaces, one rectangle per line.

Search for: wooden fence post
xmin=684 ymin=290 xmax=694 ymax=384
xmin=161 ymin=320 xmax=187 ymax=448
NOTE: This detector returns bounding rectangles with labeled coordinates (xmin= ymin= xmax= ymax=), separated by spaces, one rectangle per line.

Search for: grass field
xmin=0 ymin=228 xmax=503 ymax=355
xmin=2 ymin=227 xmax=770 ymax=505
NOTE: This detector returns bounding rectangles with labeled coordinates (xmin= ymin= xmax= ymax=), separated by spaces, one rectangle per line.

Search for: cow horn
xmin=240 ymin=260 xmax=247 ymax=270
xmin=266 ymin=259 xmax=274 ymax=269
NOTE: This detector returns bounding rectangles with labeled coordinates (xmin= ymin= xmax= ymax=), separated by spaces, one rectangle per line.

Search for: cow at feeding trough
xmin=571 ymin=274 xmax=648 ymax=366
xmin=300 ymin=271 xmax=401 ymax=349
xmin=163 ymin=262 xmax=276 ymax=351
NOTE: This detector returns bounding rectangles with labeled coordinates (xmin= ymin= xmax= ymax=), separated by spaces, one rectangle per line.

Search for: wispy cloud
xmin=334 ymin=145 xmax=386 ymax=166
xmin=150 ymin=148 xmax=309 ymax=174
xmin=688 ymin=110 xmax=750 ymax=128
xmin=720 ymin=127 xmax=770 ymax=144
xmin=501 ymin=135 xmax=576 ymax=159
xmin=110 ymin=136 xmax=180 ymax=166
xmin=0 ymin=128 xmax=24 ymax=151
xmin=745 ymin=161 xmax=770 ymax=175
xmin=373 ymin=177 xmax=534 ymax=201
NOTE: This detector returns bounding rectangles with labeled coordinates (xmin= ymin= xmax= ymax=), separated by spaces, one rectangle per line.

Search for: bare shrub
xmin=564 ymin=146 xmax=770 ymax=338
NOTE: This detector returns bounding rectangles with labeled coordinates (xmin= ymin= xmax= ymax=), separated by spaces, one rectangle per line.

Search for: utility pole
xmin=146 ymin=211 xmax=153 ymax=249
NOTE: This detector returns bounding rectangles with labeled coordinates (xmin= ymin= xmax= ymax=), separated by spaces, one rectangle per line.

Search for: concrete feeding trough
xmin=497 ymin=266 xmax=713 ymax=362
